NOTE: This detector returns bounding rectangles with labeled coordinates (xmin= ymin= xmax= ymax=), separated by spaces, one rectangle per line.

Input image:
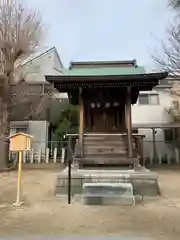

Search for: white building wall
xmin=16 ymin=47 xmax=64 ymax=85
xmin=20 ymin=48 xmax=68 ymax=99
xmin=132 ymin=88 xmax=174 ymax=160
xmin=53 ymin=50 xmax=63 ymax=73
xmin=132 ymin=89 xmax=171 ymax=124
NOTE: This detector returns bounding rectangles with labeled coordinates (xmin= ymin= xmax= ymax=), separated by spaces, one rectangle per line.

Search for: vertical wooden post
xmin=45 ymin=148 xmax=50 ymax=163
xmin=125 ymin=87 xmax=133 ymax=158
xmin=13 ymin=150 xmax=23 ymax=206
xmin=30 ymin=149 xmax=34 ymax=163
xmin=67 ymin=135 xmax=72 ymax=204
xmin=23 ymin=151 xmax=26 ymax=163
xmin=79 ymin=87 xmax=84 ymax=157
xmin=173 ymin=128 xmax=176 ymax=160
xmin=53 ymin=148 xmax=57 ymax=163
xmin=37 ymin=150 xmax=41 ymax=164
xmin=175 ymin=148 xmax=179 ymax=164
xmin=152 ymin=128 xmax=157 ymax=164
xmin=117 ymin=108 xmax=120 ymax=131
xmin=87 ymin=104 xmax=90 ymax=131
xmin=61 ymin=147 xmax=65 ymax=164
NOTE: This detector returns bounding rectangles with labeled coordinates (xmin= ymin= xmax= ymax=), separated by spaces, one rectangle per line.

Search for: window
xmin=173 ymin=100 xmax=179 ymax=109
xmin=164 ymin=129 xmax=173 ymax=142
xmin=138 ymin=94 xmax=149 ymax=105
xmin=132 ymin=129 xmax=138 ymax=134
xmin=16 ymin=128 xmax=28 ymax=134
xmin=149 ymin=94 xmax=159 ymax=105
xmin=138 ymin=93 xmax=159 ymax=105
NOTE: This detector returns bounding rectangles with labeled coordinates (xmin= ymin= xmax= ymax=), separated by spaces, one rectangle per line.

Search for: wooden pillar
xmin=117 ymin=108 xmax=120 ymax=131
xmin=125 ymin=87 xmax=133 ymax=158
xmin=173 ymin=127 xmax=176 ymax=153
xmin=79 ymin=87 xmax=84 ymax=157
xmin=87 ymin=103 xmax=91 ymax=132
xmin=152 ymin=128 xmax=157 ymax=163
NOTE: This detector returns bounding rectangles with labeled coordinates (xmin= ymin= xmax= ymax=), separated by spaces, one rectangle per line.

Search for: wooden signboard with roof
xmin=9 ymin=132 xmax=33 ymax=152
xmin=8 ymin=132 xmax=33 ymax=206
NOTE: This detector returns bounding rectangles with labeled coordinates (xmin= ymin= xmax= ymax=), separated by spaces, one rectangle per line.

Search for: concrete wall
xmin=10 ymin=128 xmax=17 ymax=136
xmin=10 ymin=120 xmax=49 ymax=154
xmin=28 ymin=121 xmax=49 ymax=153
xmin=9 ymin=123 xmax=58 ymax=166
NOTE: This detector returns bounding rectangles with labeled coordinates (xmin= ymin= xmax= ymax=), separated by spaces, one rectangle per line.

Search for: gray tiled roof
xmin=157 ymin=76 xmax=180 ymax=88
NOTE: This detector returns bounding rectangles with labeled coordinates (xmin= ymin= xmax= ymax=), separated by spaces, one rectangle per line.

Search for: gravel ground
xmin=0 ymin=167 xmax=180 ymax=239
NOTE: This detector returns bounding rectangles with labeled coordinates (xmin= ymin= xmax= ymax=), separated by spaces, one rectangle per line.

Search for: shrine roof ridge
xmin=45 ymin=71 xmax=168 ymax=84
xmin=69 ymin=59 xmax=137 ymax=68
xmin=59 ymin=66 xmax=146 ymax=77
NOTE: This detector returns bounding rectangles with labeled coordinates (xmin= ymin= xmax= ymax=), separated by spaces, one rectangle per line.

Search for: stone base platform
xmin=55 ymin=166 xmax=160 ymax=205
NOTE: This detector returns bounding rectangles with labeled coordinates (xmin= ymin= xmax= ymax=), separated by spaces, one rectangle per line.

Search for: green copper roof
xmin=61 ymin=66 xmax=146 ymax=76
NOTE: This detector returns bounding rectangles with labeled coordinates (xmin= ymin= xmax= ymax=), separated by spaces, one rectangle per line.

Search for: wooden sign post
xmin=16 ymin=150 xmax=23 ymax=206
xmin=8 ymin=132 xmax=33 ymax=206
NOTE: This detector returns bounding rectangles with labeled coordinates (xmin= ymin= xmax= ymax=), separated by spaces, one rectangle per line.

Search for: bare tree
xmin=153 ymin=15 xmax=180 ymax=77
xmin=169 ymin=0 xmax=180 ymax=9
xmin=165 ymin=79 xmax=180 ymax=121
xmin=0 ymin=0 xmax=48 ymax=168
xmin=152 ymin=14 xmax=180 ymax=122
xmin=11 ymin=80 xmax=52 ymax=120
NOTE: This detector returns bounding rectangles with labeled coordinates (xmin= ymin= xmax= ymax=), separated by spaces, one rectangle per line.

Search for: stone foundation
xmin=55 ymin=166 xmax=160 ymax=204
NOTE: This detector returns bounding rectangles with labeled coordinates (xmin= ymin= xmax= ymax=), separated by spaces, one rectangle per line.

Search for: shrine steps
xmin=76 ymin=134 xmax=137 ymax=167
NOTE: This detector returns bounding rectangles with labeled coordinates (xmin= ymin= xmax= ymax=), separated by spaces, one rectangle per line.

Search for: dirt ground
xmin=0 ymin=166 xmax=180 ymax=239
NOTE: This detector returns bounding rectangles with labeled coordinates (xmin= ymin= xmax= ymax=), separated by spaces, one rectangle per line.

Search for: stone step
xmin=82 ymin=182 xmax=135 ymax=206
xmin=83 ymin=182 xmax=133 ymax=194
xmin=82 ymin=194 xmax=135 ymax=206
